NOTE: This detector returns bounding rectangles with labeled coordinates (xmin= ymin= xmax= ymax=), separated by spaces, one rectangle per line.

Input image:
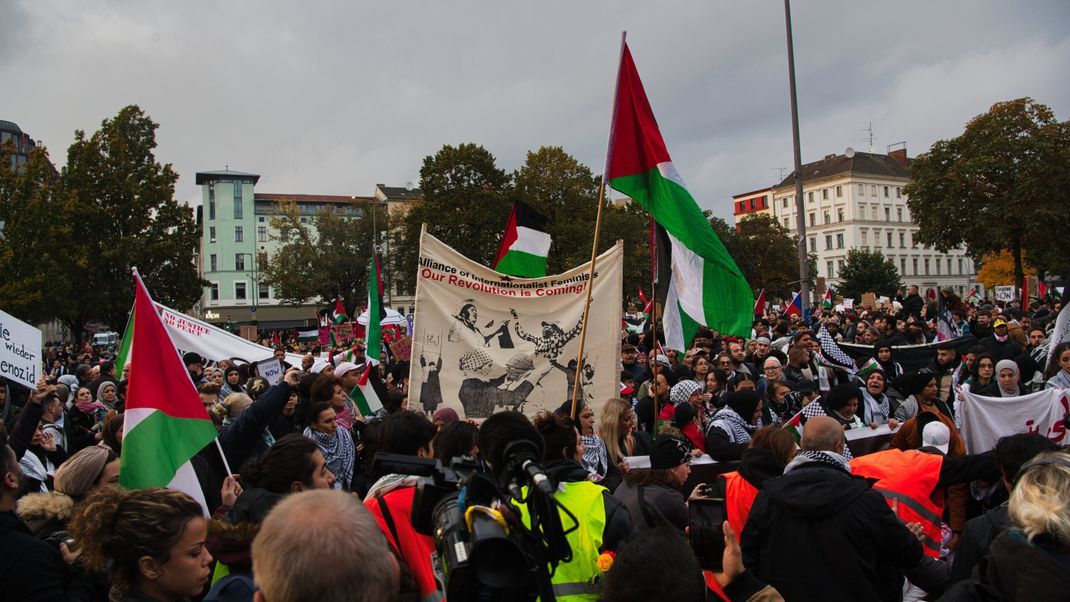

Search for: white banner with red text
xmin=959 ymin=388 xmax=1069 ymax=453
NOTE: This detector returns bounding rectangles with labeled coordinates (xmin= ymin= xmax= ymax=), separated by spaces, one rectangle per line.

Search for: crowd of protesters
xmin=2 ymin=286 xmax=1069 ymax=601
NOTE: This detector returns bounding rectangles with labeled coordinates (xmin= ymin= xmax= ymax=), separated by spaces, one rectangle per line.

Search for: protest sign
xmin=334 ymin=322 xmax=354 ymax=343
xmin=156 ymin=304 xmax=304 ymax=366
xmin=959 ymin=388 xmax=1070 ymax=453
xmin=409 ymin=231 xmax=622 ymax=421
xmin=317 ymin=327 xmax=330 ymax=346
xmin=994 ymin=286 xmax=1015 ymax=302
xmin=843 ymin=298 xmax=854 ymax=309
xmin=255 ymin=358 xmax=284 ymax=385
xmin=861 ymin=293 xmax=877 ymax=309
xmin=390 ymin=336 xmax=412 ymax=362
xmin=0 ymin=309 xmax=41 ymax=389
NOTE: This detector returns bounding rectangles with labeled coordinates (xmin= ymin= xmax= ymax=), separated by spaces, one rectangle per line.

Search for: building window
xmin=836 ymin=233 xmax=844 ymax=248
xmin=857 ymin=183 xmax=865 ymax=196
xmin=234 ymin=226 xmax=244 ymax=242
xmin=924 ymin=258 xmax=930 ymax=275
xmin=807 ymin=192 xmax=813 ymax=203
xmin=947 ymin=257 xmax=953 ymax=274
xmin=210 ymin=283 xmax=219 ymax=301
xmin=837 ymin=208 xmax=844 ymax=222
xmin=825 ymin=235 xmax=833 ymax=250
xmin=958 ymin=258 xmax=963 ymax=275
xmin=822 ymin=188 xmax=829 ymax=200
xmin=209 ymin=226 xmax=216 ymax=243
xmin=209 ymin=254 xmax=217 ymax=272
xmin=838 ymin=259 xmax=845 ymax=273
xmin=235 ymin=282 xmax=247 ymax=301
xmin=258 ymin=216 xmax=265 ymax=222
xmin=861 ymin=231 xmax=868 ymax=246
xmin=899 ymin=232 xmax=905 ymax=248
xmin=258 ymin=283 xmax=269 ymax=300
xmin=900 ymin=258 xmax=906 ymax=275
xmin=823 ymin=211 xmax=830 ymax=224
xmin=896 ymin=187 xmax=902 ymax=198
xmin=809 ymin=237 xmax=816 ymax=252
xmin=208 ymin=184 xmax=215 ymax=220
xmin=809 ymin=213 xmax=815 ymax=227
xmin=912 ymin=258 xmax=918 ymax=275
xmin=884 ymin=207 xmax=891 ymax=221
xmin=887 ymin=232 xmax=894 ymax=247
xmin=257 ymin=226 xmax=267 ymax=243
xmin=279 ymin=227 xmax=289 ymax=242
xmin=835 ymin=185 xmax=842 ymax=198
xmin=936 ymin=260 xmax=941 ymax=275
xmin=897 ymin=207 xmax=903 ymax=222
xmin=783 ymin=218 xmax=789 ymax=228
xmin=827 ymin=261 xmax=835 ymax=278
xmin=783 ymin=198 xmax=788 ymax=209
xmin=233 ymin=183 xmax=243 ymax=219
xmin=235 ymin=254 xmax=246 ymax=271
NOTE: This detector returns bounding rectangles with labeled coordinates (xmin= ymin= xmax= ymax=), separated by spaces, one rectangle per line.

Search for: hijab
xmin=995 ymin=359 xmax=1020 ymax=397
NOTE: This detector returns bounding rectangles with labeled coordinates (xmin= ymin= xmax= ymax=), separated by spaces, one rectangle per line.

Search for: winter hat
xmin=670 ymin=380 xmax=703 ymax=406
xmin=433 ymin=407 xmax=460 ymax=425
xmin=54 ymin=446 xmax=115 ymax=499
xmin=672 ymin=402 xmax=698 ymax=428
xmin=650 ymin=435 xmax=692 ymax=470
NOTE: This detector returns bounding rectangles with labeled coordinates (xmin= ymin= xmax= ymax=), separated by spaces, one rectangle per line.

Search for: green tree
xmin=0 ymin=143 xmax=74 ymax=324
xmin=513 ymin=146 xmax=650 ymax=296
xmin=259 ymin=200 xmax=387 ymax=315
xmin=395 ymin=143 xmax=511 ymax=291
xmin=905 ymin=98 xmax=1070 ymax=295
xmin=58 ymin=106 xmax=204 ymax=336
xmin=707 ymin=213 xmax=816 ymax=302
xmin=836 ymin=249 xmax=903 ymax=301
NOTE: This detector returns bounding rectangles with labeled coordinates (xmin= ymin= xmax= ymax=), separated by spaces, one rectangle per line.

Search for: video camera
xmin=372 ymin=438 xmax=576 ymax=601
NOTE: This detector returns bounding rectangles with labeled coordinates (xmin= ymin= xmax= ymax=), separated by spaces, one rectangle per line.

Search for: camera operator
xmin=363 ymin=411 xmax=441 ymax=602
xmin=516 ymin=411 xmax=634 ymax=599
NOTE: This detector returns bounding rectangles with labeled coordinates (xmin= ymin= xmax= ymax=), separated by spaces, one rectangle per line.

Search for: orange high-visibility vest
xmin=719 ymin=471 xmax=760 ymax=540
xmin=850 ymin=449 xmax=945 ymax=558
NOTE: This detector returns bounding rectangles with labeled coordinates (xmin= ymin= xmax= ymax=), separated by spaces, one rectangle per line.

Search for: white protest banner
xmin=255 ymin=358 xmax=284 ymax=385
xmin=959 ymin=388 xmax=1069 ymax=453
xmin=409 ymin=230 xmax=623 ymax=421
xmin=994 ymin=286 xmax=1015 ymax=302
xmin=0 ymin=309 xmax=42 ymax=389
xmin=1046 ymin=302 xmax=1070 ymax=373
xmin=156 ymin=304 xmax=304 ymax=367
xmin=843 ymin=298 xmax=854 ymax=309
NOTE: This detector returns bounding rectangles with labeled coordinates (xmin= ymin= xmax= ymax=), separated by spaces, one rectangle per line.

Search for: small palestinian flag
xmin=783 ymin=410 xmax=804 ymax=444
xmin=753 ymin=289 xmax=767 ymax=316
xmin=822 ymin=287 xmax=833 ymax=308
xmin=493 ymin=201 xmax=551 ymax=278
xmin=351 ymin=363 xmax=385 ymax=416
xmin=855 ymin=357 xmax=881 ymax=380
xmin=331 ymin=299 xmax=349 ymax=324
xmin=964 ymin=288 xmax=980 ymax=304
xmin=296 ymin=328 xmax=319 ymax=342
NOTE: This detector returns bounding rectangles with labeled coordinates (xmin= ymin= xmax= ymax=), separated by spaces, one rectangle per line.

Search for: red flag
xmin=1039 ymin=280 xmax=1048 ymax=299
xmin=753 ymin=289 xmax=767 ymax=316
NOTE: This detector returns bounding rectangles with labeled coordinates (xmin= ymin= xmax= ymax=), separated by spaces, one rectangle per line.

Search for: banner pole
xmin=568 ymin=182 xmax=608 ymax=420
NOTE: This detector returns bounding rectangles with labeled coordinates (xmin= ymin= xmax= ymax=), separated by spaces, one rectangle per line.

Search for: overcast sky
xmin=4 ymin=1 xmax=1068 ymax=220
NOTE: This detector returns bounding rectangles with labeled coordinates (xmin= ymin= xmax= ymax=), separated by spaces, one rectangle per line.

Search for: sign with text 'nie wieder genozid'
xmin=0 ymin=309 xmax=41 ymax=389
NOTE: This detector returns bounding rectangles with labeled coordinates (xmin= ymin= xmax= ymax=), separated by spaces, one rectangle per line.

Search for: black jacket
xmin=218 ymin=382 xmax=293 ymax=471
xmin=0 ymin=510 xmax=94 ymax=601
xmin=903 ymin=293 xmax=924 ymax=319
xmin=948 ymin=504 xmax=1008 ymax=587
xmin=741 ymin=461 xmax=923 ymax=602
xmin=940 ymin=530 xmax=1070 ymax=602
xmin=979 ymin=336 xmax=1022 ymax=363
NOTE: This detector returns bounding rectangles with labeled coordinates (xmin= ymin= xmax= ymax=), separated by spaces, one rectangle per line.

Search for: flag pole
xmin=214 ymin=438 xmax=234 ymax=477
xmin=649 ymin=217 xmax=660 ymax=436
xmin=569 ymin=31 xmax=628 ymax=421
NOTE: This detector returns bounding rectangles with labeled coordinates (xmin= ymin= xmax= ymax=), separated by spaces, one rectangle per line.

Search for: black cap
xmin=650 ymin=435 xmax=691 ymax=470
xmin=182 ymin=352 xmax=204 ymax=367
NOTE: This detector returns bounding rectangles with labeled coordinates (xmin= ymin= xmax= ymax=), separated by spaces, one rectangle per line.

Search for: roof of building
xmin=774 ymin=151 xmax=909 ymax=189
xmin=732 ymin=186 xmax=773 ymax=199
xmin=195 ymin=169 xmax=261 ymax=185
xmin=255 ymin=193 xmax=375 ymax=204
xmin=375 ymin=184 xmax=422 ymax=201
xmin=0 ymin=120 xmax=24 ymax=134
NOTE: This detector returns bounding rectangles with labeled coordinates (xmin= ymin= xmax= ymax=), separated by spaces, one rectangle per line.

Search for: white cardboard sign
xmin=0 ymin=309 xmax=42 ymax=390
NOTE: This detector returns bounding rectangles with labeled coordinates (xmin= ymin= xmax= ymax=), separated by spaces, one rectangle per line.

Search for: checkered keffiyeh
xmin=816 ymin=324 xmax=857 ymax=372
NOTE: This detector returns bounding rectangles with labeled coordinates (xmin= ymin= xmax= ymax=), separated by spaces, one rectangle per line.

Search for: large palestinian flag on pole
xmin=119 ymin=271 xmax=217 ymax=513
xmin=605 ymin=41 xmax=753 ymax=347
xmin=493 ymin=200 xmax=552 ymax=278
xmin=366 ymin=251 xmax=385 ymax=365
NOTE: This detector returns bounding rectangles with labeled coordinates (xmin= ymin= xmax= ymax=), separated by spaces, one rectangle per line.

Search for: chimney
xmin=887 ymin=142 xmax=908 ymax=170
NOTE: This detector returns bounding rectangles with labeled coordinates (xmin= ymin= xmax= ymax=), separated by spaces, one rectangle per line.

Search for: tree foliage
xmin=395 ymin=143 xmax=512 ymax=292
xmin=707 ymin=213 xmax=816 ymax=301
xmin=977 ymin=249 xmax=1036 ymax=290
xmin=905 ymin=98 xmax=1070 ymax=293
xmin=259 ymin=201 xmax=387 ymax=315
xmin=836 ymin=249 xmax=903 ymax=301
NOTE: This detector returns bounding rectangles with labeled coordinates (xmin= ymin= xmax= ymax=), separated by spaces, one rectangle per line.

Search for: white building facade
xmin=743 ymin=147 xmax=976 ymax=295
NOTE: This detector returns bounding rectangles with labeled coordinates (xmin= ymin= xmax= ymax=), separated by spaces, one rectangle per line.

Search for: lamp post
xmin=783 ymin=0 xmax=811 ymax=320
xmin=238 ymin=251 xmax=260 ymax=321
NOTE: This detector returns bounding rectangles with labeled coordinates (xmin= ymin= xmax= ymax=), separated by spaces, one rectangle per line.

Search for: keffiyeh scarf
xmin=784 ymin=449 xmax=853 ymax=474
xmin=707 ymin=406 xmax=757 ymax=444
xmin=860 ymin=388 xmax=891 ymax=424
xmin=303 ymin=426 xmax=354 ymax=490
xmin=580 ymin=434 xmax=609 ymax=480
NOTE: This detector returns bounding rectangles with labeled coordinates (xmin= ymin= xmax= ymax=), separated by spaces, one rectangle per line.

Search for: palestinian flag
xmin=296 ymin=328 xmax=319 ymax=342
xmin=366 ymin=252 xmax=385 ymax=365
xmin=622 ymin=318 xmax=646 ymax=335
xmin=493 ymin=201 xmax=551 ymax=278
xmin=351 ymin=363 xmax=385 ymax=416
xmin=331 ymin=299 xmax=349 ymax=324
xmin=964 ymin=288 xmax=980 ymax=304
xmin=822 ymin=287 xmax=833 ymax=308
xmin=753 ymin=289 xmax=767 ymax=316
xmin=606 ymin=42 xmax=752 ymax=349
xmin=855 ymin=357 xmax=881 ymax=380
xmin=116 ymin=310 xmax=134 ymax=372
xmin=783 ymin=410 xmax=804 ymax=444
xmin=119 ymin=272 xmax=217 ymax=513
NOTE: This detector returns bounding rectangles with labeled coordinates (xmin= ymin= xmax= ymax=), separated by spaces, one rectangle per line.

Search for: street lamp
xmin=238 ymin=251 xmax=261 ymax=318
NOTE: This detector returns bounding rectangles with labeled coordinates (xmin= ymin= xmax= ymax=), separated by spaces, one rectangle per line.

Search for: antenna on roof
xmin=226 ymin=164 xmax=229 ymax=171
xmin=859 ymin=123 xmax=876 ymax=153
xmin=772 ymin=167 xmax=787 ymax=181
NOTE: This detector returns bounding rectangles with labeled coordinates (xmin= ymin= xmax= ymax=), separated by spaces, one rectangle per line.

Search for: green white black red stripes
xmin=120 ymin=272 xmax=217 ymax=513
xmin=606 ymin=42 xmax=753 ymax=348
xmin=351 ymin=364 xmax=384 ymax=416
xmin=493 ymin=201 xmax=551 ymax=278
